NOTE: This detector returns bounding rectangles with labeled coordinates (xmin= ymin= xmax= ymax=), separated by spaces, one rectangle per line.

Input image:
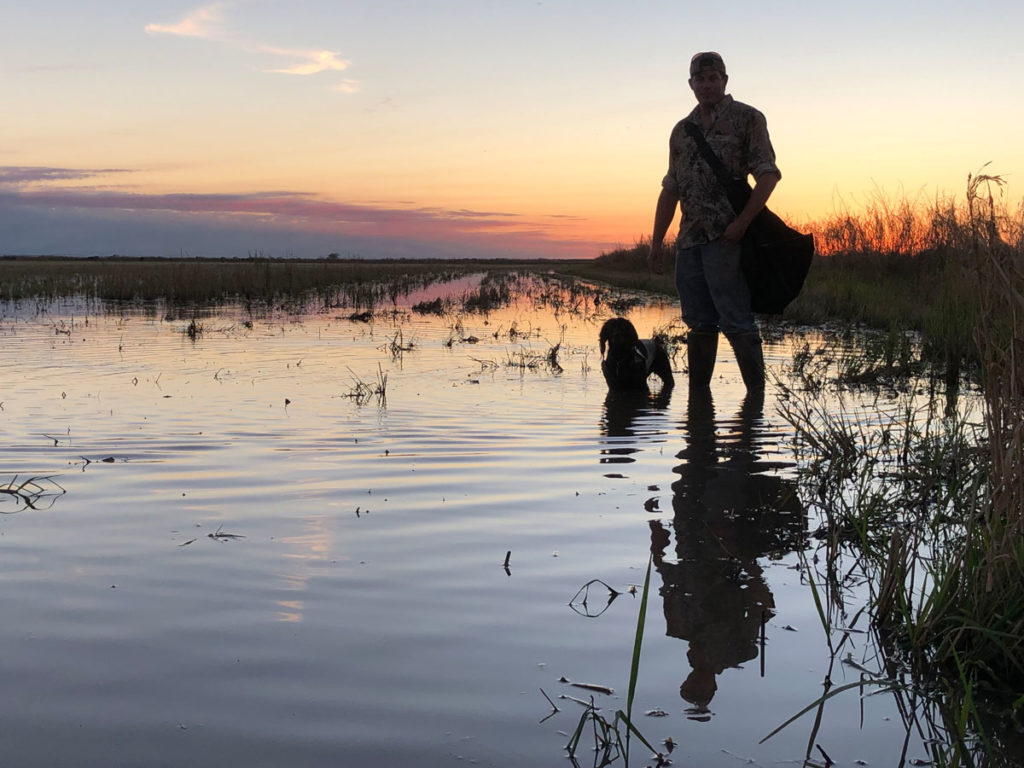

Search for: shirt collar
xmin=684 ymin=94 xmax=734 ymax=126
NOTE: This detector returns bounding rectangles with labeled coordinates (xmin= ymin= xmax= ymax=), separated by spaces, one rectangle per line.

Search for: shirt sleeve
xmin=661 ymin=122 xmax=683 ymax=197
xmin=746 ymin=110 xmax=781 ymax=180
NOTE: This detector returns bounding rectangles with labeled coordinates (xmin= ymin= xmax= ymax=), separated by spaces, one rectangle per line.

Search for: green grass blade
xmin=760 ymin=679 xmax=895 ymax=744
xmin=615 ymin=709 xmax=658 ymax=755
xmin=626 ymin=554 xmax=652 ymax=723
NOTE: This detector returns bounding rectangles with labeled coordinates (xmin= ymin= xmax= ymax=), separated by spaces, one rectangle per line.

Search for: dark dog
xmin=599 ymin=317 xmax=674 ymax=390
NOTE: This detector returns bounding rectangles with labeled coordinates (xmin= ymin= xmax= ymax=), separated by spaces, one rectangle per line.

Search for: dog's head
xmin=599 ymin=317 xmax=640 ymax=361
xmin=600 ymin=317 xmax=649 ymax=388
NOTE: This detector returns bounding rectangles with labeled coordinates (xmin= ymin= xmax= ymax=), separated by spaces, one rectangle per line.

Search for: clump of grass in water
xmin=504 ymin=339 xmax=564 ymax=375
xmin=771 ymin=380 xmax=994 ymax=763
xmin=343 ymin=364 xmax=388 ymax=407
xmin=564 ymin=556 xmax=669 ymax=767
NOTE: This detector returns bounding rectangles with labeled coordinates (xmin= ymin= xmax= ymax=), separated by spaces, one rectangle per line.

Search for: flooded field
xmin=0 ymin=275 xmax=970 ymax=766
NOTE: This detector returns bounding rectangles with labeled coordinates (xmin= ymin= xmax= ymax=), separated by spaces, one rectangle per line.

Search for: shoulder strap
xmin=682 ymin=121 xmax=749 ymax=213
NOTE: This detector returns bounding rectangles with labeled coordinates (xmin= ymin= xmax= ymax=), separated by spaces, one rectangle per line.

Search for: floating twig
xmin=570 ymin=682 xmax=615 ymax=696
xmin=539 ymin=688 xmax=560 ymax=723
xmin=208 ymin=524 xmax=245 ymax=541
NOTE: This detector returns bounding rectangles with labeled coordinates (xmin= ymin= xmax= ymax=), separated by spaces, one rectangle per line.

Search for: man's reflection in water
xmin=651 ymin=390 xmax=806 ymax=719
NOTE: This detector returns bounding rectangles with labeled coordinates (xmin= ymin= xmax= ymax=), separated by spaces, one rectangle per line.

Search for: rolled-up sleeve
xmin=747 ymin=111 xmax=781 ymax=180
xmin=661 ymin=148 xmax=680 ymax=197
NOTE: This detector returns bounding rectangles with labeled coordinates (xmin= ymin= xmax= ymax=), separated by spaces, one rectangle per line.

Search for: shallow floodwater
xmin=0 ymin=278 xmax=939 ymax=766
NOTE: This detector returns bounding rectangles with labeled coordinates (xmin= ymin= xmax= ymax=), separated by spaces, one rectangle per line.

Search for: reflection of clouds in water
xmin=652 ymin=391 xmax=806 ymax=716
xmin=274 ymin=515 xmax=338 ymax=623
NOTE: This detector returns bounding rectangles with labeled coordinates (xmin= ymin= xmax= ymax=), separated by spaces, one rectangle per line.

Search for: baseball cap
xmin=689 ymin=51 xmax=726 ymax=77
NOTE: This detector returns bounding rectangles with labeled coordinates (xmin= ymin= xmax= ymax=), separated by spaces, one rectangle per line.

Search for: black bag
xmin=683 ymin=122 xmax=814 ymax=314
xmin=741 ymin=201 xmax=815 ymax=314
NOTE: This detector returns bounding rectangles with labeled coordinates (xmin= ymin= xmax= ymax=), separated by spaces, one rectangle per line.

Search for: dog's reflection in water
xmin=651 ymin=390 xmax=806 ymax=719
xmin=599 ymin=386 xmax=673 ymax=469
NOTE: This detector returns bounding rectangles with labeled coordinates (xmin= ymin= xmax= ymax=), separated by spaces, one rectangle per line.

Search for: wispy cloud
xmin=332 ymin=79 xmax=361 ymax=94
xmin=263 ymin=47 xmax=349 ymax=76
xmin=143 ymin=5 xmax=359 ymax=92
xmin=144 ymin=3 xmax=226 ymax=39
xmin=0 ymin=167 xmax=526 ymax=233
xmin=0 ymin=166 xmax=133 ymax=185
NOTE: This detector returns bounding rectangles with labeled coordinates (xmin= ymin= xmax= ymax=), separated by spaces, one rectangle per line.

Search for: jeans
xmin=674 ymin=239 xmax=756 ymax=335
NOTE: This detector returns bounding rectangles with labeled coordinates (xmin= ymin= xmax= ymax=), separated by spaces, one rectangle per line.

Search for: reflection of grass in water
xmin=411 ymin=297 xmax=445 ymax=315
xmin=0 ymin=475 xmax=66 ymax=513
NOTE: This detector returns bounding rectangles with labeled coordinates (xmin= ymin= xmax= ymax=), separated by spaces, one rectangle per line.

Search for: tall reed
xmin=914 ymin=172 xmax=1024 ymax=688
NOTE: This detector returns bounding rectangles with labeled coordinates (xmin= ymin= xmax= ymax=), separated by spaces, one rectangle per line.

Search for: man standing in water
xmin=647 ymin=51 xmax=780 ymax=394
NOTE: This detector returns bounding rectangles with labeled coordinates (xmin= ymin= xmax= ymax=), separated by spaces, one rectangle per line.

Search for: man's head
xmin=689 ymin=51 xmax=726 ymax=78
xmin=688 ymin=51 xmax=728 ymax=108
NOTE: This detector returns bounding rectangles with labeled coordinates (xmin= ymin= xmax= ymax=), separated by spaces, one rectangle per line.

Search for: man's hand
xmin=647 ymin=243 xmax=664 ymax=275
xmin=722 ymin=219 xmax=749 ymax=244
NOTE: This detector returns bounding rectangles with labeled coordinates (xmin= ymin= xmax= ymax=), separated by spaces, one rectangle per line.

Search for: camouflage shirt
xmin=661 ymin=95 xmax=781 ymax=249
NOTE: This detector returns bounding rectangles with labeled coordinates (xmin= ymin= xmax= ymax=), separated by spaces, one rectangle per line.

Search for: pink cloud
xmin=0 ymin=166 xmax=600 ymax=259
xmin=144 ymin=4 xmax=225 ymax=38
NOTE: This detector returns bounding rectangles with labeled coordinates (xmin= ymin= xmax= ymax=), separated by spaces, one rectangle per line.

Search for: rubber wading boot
xmin=726 ymin=332 xmax=765 ymax=394
xmin=686 ymin=330 xmax=719 ymax=391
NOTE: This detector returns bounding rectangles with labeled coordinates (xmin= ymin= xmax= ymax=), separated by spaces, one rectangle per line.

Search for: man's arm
xmin=722 ymin=172 xmax=779 ymax=243
xmin=647 ymin=186 xmax=678 ymax=275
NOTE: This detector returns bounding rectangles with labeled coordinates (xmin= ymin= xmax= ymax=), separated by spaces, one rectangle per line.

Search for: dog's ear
xmin=599 ymin=322 xmax=610 ymax=356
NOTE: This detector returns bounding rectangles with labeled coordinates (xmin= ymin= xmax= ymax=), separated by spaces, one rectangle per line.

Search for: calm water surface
xmin=0 ymin=280 xmax=937 ymax=767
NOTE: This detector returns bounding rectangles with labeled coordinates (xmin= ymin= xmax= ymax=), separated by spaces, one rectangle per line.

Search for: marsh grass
xmin=776 ymin=376 xmax=997 ymax=764
xmin=503 ymin=340 xmax=564 ymax=375
xmin=774 ymin=174 xmax=1024 ymax=766
xmin=907 ymin=172 xmax=1024 ymax=700
xmin=789 ymin=182 xmax=1023 ymax=380
xmin=0 ymin=257 xmax=486 ymax=310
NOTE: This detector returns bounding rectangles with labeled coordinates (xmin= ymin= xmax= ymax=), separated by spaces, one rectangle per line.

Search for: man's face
xmin=688 ymin=69 xmax=728 ymax=108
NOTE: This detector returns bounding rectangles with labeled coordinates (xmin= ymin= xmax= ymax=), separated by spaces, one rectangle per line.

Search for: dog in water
xmin=599 ymin=317 xmax=674 ymax=390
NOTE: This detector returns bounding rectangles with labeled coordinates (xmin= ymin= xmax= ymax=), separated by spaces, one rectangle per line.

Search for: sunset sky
xmin=2 ymin=1 xmax=1022 ymax=260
